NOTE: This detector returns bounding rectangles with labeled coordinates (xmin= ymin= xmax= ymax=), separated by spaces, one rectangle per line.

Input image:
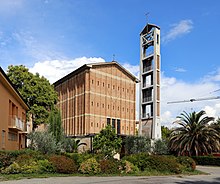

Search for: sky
xmin=1 ymin=0 xmax=220 ymax=127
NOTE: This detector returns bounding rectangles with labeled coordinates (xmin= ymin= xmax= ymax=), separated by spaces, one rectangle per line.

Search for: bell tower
xmin=139 ymin=23 xmax=161 ymax=139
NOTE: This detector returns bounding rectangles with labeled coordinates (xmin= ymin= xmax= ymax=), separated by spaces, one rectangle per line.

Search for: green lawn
xmin=0 ymin=169 xmax=205 ymax=181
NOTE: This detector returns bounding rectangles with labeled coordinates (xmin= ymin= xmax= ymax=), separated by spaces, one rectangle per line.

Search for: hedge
xmin=192 ymin=156 xmax=220 ymax=166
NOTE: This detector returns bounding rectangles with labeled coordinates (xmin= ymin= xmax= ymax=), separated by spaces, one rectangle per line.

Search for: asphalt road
xmin=1 ymin=166 xmax=220 ymax=184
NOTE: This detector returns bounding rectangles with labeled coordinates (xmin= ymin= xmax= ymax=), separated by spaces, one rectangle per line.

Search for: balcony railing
xmin=143 ymin=97 xmax=152 ymax=103
xmin=143 ymin=66 xmax=153 ymax=73
xmin=8 ymin=115 xmax=27 ymax=132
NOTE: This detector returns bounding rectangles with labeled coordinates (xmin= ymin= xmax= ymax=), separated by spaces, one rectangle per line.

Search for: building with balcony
xmin=0 ymin=67 xmax=29 ymax=150
xmin=54 ymin=61 xmax=139 ymax=143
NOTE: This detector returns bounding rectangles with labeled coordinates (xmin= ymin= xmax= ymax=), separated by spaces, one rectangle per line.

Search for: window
xmin=117 ymin=120 xmax=121 ymax=134
xmin=118 ymin=87 xmax=120 ymax=91
xmin=102 ymin=104 xmax=104 ymax=108
xmin=92 ymin=80 xmax=94 ymax=84
xmin=118 ymin=106 xmax=119 ymax=111
xmin=91 ymin=122 xmax=93 ymax=127
xmin=108 ymin=105 xmax=110 ymax=109
xmin=107 ymin=118 xmax=111 ymax=125
xmin=123 ymin=88 xmax=124 ymax=92
xmin=113 ymin=85 xmax=115 ymax=89
xmin=97 ymin=81 xmax=99 ymax=86
xmin=8 ymin=132 xmax=17 ymax=141
xmin=91 ymin=101 xmax=93 ymax=106
xmin=157 ymin=34 xmax=159 ymax=44
xmin=112 ymin=119 xmax=116 ymax=129
xmin=123 ymin=107 xmax=124 ymax=111
xmin=97 ymin=103 xmax=99 ymax=107
xmin=113 ymin=106 xmax=114 ymax=110
xmin=108 ymin=84 xmax=110 ymax=88
xmin=103 ymin=82 xmax=104 ymax=87
xmin=97 ymin=123 xmax=99 ymax=127
xmin=2 ymin=130 xmax=5 ymax=148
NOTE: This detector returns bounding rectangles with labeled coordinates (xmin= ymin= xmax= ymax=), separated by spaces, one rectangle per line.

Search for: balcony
xmin=143 ymin=97 xmax=152 ymax=103
xmin=143 ymin=66 xmax=153 ymax=73
xmin=8 ymin=115 xmax=27 ymax=132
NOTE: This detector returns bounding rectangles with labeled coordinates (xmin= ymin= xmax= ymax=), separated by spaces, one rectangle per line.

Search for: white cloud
xmin=12 ymin=31 xmax=64 ymax=61
xmin=162 ymin=20 xmax=193 ymax=43
xmin=29 ymin=57 xmax=106 ymax=83
xmin=175 ymin=67 xmax=187 ymax=73
xmin=122 ymin=63 xmax=139 ymax=77
xmin=203 ymin=68 xmax=220 ymax=82
xmin=161 ymin=72 xmax=220 ymax=127
xmin=30 ymin=59 xmax=220 ymax=126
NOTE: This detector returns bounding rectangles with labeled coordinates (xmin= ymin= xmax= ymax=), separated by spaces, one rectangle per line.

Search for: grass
xmin=0 ymin=169 xmax=205 ymax=181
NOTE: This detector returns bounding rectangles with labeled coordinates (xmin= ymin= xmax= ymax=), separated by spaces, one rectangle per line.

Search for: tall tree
xmin=93 ymin=125 xmax=122 ymax=158
xmin=169 ymin=110 xmax=220 ymax=156
xmin=161 ymin=126 xmax=172 ymax=140
xmin=211 ymin=118 xmax=220 ymax=133
xmin=48 ymin=108 xmax=63 ymax=143
xmin=7 ymin=65 xmax=58 ymax=128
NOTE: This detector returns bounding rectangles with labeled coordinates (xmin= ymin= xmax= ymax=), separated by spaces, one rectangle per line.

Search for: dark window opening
xmin=107 ymin=118 xmax=111 ymax=125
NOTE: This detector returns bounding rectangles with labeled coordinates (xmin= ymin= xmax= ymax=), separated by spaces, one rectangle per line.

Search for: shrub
xmin=1 ymin=162 xmax=21 ymax=174
xmin=15 ymin=154 xmax=35 ymax=167
xmin=20 ymin=161 xmax=40 ymax=174
xmin=28 ymin=131 xmax=62 ymax=154
xmin=99 ymin=159 xmax=120 ymax=174
xmin=79 ymin=158 xmax=101 ymax=175
xmin=122 ymin=153 xmax=150 ymax=171
xmin=0 ymin=149 xmax=43 ymax=169
xmin=49 ymin=155 xmax=77 ymax=174
xmin=146 ymin=155 xmax=182 ymax=174
xmin=37 ymin=160 xmax=55 ymax=173
xmin=192 ymin=156 xmax=220 ymax=166
xmin=123 ymin=154 xmax=183 ymax=174
xmin=152 ymin=139 xmax=169 ymax=155
xmin=176 ymin=156 xmax=196 ymax=171
xmin=121 ymin=160 xmax=139 ymax=174
xmin=124 ymin=136 xmax=151 ymax=155
xmin=0 ymin=152 xmax=15 ymax=169
xmin=65 ymin=153 xmax=93 ymax=169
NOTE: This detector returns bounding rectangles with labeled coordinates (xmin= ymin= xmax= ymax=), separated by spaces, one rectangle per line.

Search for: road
xmin=1 ymin=166 xmax=220 ymax=184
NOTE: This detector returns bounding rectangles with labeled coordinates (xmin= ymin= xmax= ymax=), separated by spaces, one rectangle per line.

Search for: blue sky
xmin=1 ymin=0 xmax=220 ymax=125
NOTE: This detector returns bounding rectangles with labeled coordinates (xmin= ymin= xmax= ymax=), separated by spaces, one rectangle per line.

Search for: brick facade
xmin=54 ymin=62 xmax=138 ymax=137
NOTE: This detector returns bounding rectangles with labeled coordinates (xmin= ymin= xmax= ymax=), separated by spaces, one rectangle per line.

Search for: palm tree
xmin=64 ymin=138 xmax=87 ymax=153
xmin=169 ymin=110 xmax=220 ymax=156
xmin=211 ymin=118 xmax=220 ymax=133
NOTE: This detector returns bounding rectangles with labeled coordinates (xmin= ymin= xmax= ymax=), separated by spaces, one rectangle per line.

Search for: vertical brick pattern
xmin=55 ymin=63 xmax=136 ymax=136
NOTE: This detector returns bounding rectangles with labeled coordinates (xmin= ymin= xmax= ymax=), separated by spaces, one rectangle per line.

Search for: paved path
xmin=1 ymin=166 xmax=220 ymax=184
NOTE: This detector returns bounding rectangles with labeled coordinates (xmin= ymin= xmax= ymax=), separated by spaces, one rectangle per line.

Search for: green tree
xmin=161 ymin=126 xmax=172 ymax=140
xmin=27 ymin=131 xmax=61 ymax=154
xmin=169 ymin=110 xmax=220 ymax=156
xmin=7 ymin=65 xmax=58 ymax=128
xmin=124 ymin=135 xmax=151 ymax=155
xmin=48 ymin=108 xmax=63 ymax=143
xmin=152 ymin=139 xmax=169 ymax=155
xmin=93 ymin=125 xmax=122 ymax=158
xmin=63 ymin=138 xmax=87 ymax=153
